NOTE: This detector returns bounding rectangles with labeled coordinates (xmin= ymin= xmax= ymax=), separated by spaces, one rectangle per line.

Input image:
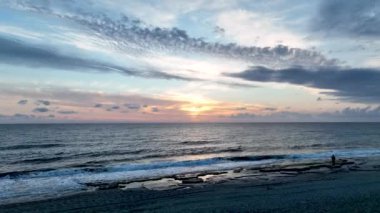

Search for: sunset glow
xmin=0 ymin=0 xmax=380 ymax=123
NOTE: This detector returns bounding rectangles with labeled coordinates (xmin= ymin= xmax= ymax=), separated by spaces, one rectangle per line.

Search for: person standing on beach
xmin=331 ymin=154 xmax=336 ymax=166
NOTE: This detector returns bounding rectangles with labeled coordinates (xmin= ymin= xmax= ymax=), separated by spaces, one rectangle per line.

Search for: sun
xmin=181 ymin=105 xmax=213 ymax=116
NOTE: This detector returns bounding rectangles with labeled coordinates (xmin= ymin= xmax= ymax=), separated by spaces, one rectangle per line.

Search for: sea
xmin=1 ymin=123 xmax=380 ymax=204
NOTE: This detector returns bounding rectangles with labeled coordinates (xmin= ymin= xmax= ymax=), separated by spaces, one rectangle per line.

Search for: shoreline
xmin=2 ymin=156 xmax=380 ymax=212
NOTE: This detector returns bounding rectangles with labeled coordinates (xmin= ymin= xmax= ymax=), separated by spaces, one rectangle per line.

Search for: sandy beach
xmin=2 ymin=157 xmax=380 ymax=212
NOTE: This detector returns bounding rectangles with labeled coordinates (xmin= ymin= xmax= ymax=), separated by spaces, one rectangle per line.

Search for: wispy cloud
xmin=0 ymin=37 xmax=193 ymax=81
xmin=8 ymin=1 xmax=338 ymax=69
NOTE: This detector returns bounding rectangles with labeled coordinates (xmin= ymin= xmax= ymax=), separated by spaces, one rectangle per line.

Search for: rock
xmin=174 ymin=173 xmax=198 ymax=180
xmin=181 ymin=177 xmax=204 ymax=184
xmin=86 ymin=182 xmax=119 ymax=190
xmin=259 ymin=160 xmax=355 ymax=173
xmin=233 ymin=168 xmax=243 ymax=173
xmin=99 ymin=182 xmax=119 ymax=190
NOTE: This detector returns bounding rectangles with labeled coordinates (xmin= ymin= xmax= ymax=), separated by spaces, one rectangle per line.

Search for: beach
xmin=2 ymin=157 xmax=380 ymax=212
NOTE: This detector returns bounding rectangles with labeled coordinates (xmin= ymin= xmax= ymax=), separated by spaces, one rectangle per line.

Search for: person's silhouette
xmin=331 ymin=154 xmax=336 ymax=166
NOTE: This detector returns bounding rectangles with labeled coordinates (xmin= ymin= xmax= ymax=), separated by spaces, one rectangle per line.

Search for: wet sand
xmin=2 ymin=158 xmax=380 ymax=212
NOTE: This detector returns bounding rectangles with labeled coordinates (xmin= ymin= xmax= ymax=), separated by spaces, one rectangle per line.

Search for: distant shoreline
xmin=1 ymin=122 xmax=380 ymax=125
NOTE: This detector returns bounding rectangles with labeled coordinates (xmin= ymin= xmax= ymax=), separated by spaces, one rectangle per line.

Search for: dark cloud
xmin=57 ymin=110 xmax=77 ymax=114
xmin=33 ymin=107 xmax=49 ymax=113
xmin=13 ymin=113 xmax=32 ymax=118
xmin=228 ymin=66 xmax=380 ymax=103
xmin=36 ymin=99 xmax=50 ymax=106
xmin=224 ymin=111 xmax=313 ymax=122
xmin=338 ymin=106 xmax=380 ymax=117
xmin=17 ymin=99 xmax=28 ymax=105
xmin=124 ymin=103 xmax=141 ymax=110
xmin=264 ymin=107 xmax=277 ymax=111
xmin=214 ymin=26 xmax=225 ymax=35
xmin=227 ymin=113 xmax=256 ymax=119
xmin=0 ymin=37 xmax=194 ymax=81
xmin=94 ymin=103 xmax=103 ymax=108
xmin=106 ymin=105 xmax=120 ymax=111
xmin=151 ymin=107 xmax=159 ymax=112
xmin=313 ymin=0 xmax=380 ymax=37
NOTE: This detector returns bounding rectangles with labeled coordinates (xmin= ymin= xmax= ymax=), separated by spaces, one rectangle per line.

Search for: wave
xmin=1 ymin=143 xmax=65 ymax=150
xmin=5 ymin=148 xmax=380 ymax=180
xmin=0 ymin=155 xmax=271 ymax=180
xmin=66 ymin=146 xmax=244 ymax=166
xmin=0 ymin=168 xmax=56 ymax=178
xmin=71 ymin=149 xmax=147 ymax=158
xmin=143 ymin=146 xmax=243 ymax=158
xmin=180 ymin=140 xmax=218 ymax=145
xmin=289 ymin=143 xmax=334 ymax=150
xmin=2 ymin=148 xmax=380 ymax=205
xmin=15 ymin=157 xmax=63 ymax=164
xmin=225 ymin=155 xmax=288 ymax=161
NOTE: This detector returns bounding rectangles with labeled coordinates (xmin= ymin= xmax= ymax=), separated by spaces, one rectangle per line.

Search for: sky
xmin=0 ymin=0 xmax=380 ymax=123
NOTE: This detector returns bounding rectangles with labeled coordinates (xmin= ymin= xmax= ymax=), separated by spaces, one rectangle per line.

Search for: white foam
xmin=0 ymin=158 xmax=273 ymax=205
xmin=1 ymin=148 xmax=380 ymax=205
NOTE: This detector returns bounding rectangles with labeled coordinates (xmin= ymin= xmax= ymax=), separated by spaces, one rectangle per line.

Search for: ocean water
xmin=1 ymin=123 xmax=380 ymax=204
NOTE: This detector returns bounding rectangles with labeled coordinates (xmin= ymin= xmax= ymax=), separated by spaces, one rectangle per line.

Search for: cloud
xmin=0 ymin=37 xmax=194 ymax=81
xmin=338 ymin=106 xmax=380 ymax=117
xmin=102 ymin=0 xmax=208 ymax=28
xmin=213 ymin=26 xmax=225 ymax=37
xmin=74 ymin=14 xmax=337 ymax=68
xmin=36 ymin=99 xmax=50 ymax=106
xmin=151 ymin=107 xmax=159 ymax=112
xmin=8 ymin=2 xmax=338 ymax=68
xmin=57 ymin=110 xmax=77 ymax=114
xmin=264 ymin=107 xmax=277 ymax=111
xmin=32 ymin=107 xmax=49 ymax=113
xmin=13 ymin=113 xmax=32 ymax=118
xmin=124 ymin=103 xmax=141 ymax=110
xmin=227 ymin=113 xmax=256 ymax=119
xmin=228 ymin=66 xmax=380 ymax=103
xmin=313 ymin=0 xmax=380 ymax=37
xmin=17 ymin=99 xmax=28 ymax=105
xmin=106 ymin=105 xmax=121 ymax=112
xmin=1 ymin=85 xmax=181 ymax=108
xmin=216 ymin=10 xmax=307 ymax=48
xmin=225 ymin=106 xmax=380 ymax=122
xmin=0 ymin=113 xmax=55 ymax=123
